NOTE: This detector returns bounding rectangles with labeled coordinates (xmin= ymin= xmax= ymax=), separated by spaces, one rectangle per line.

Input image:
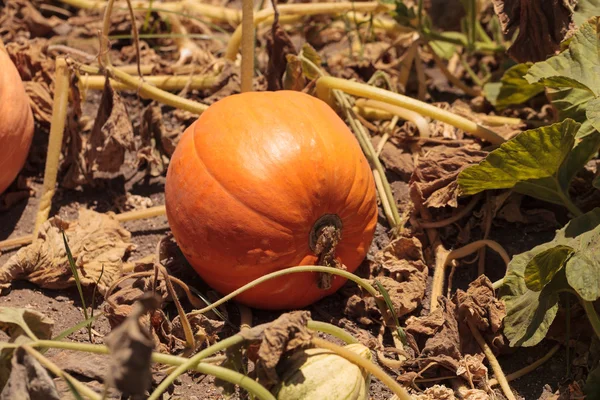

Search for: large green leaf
xmin=483 ymin=63 xmax=545 ymax=110
xmin=524 ymin=245 xmax=574 ymax=292
xmin=501 ymin=208 xmax=600 ymax=347
xmin=574 ymin=1 xmax=600 ymax=28
xmin=458 ymin=119 xmax=580 ymax=201
xmin=525 ymin=18 xmax=600 ymax=96
xmin=525 ymin=17 xmax=600 ymax=134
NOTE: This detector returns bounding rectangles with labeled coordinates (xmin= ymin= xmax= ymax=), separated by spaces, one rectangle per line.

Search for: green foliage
xmin=500 ymin=209 xmax=600 ymax=347
xmin=458 ymin=119 xmax=586 ymax=211
xmin=525 ymin=17 xmax=600 ymax=134
xmin=483 ymin=63 xmax=545 ymax=109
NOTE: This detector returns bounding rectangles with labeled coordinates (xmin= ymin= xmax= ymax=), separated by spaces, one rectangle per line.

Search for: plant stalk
xmin=316 ymin=76 xmax=505 ymax=145
xmin=33 ymin=57 xmax=71 ymax=237
xmin=240 ymin=0 xmax=255 ymax=92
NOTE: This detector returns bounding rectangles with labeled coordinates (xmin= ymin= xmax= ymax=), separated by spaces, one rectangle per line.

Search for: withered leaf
xmin=0 ymin=308 xmax=54 ymax=391
xmin=104 ymin=293 xmax=161 ymax=396
xmin=406 ymin=298 xmax=461 ymax=359
xmin=0 ymin=347 xmax=60 ymax=400
xmin=413 ymin=384 xmax=456 ymax=400
xmin=410 ymin=145 xmax=487 ymax=209
xmin=456 ymin=276 xmax=505 ymax=334
xmin=0 ymin=208 xmax=134 ymax=295
xmin=372 ymin=236 xmax=428 ymax=318
xmin=491 ymin=0 xmax=575 ymax=62
xmin=0 ymin=307 xmax=54 ymax=343
xmin=86 ymin=77 xmax=135 ymax=178
xmin=243 ymin=311 xmax=313 ymax=387
xmin=282 ymin=55 xmax=305 ymax=91
xmin=48 ymin=351 xmax=110 ymax=382
xmin=266 ymin=9 xmax=297 ymax=91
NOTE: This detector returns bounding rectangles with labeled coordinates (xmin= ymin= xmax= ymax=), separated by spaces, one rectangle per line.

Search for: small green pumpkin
xmin=272 ymin=343 xmax=372 ymax=400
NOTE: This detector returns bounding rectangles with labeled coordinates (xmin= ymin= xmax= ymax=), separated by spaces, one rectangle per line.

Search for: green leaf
xmin=524 ymin=245 xmax=574 ymax=292
xmin=564 ymin=226 xmax=600 ymax=301
xmin=501 ymin=208 xmax=600 ymax=347
xmin=525 ymin=17 xmax=600 ymax=96
xmin=483 ymin=63 xmax=545 ymax=110
xmin=587 ymin=97 xmax=600 ymax=132
xmin=574 ymin=1 xmax=600 ymax=27
xmin=429 ymin=40 xmax=457 ymax=60
xmin=585 ymin=361 xmax=600 ymax=400
xmin=458 ymin=119 xmax=580 ymax=203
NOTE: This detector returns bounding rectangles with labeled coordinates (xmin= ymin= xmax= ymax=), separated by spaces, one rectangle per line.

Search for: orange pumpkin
xmin=165 ymin=90 xmax=378 ymax=310
xmin=0 ymin=47 xmax=34 ymax=195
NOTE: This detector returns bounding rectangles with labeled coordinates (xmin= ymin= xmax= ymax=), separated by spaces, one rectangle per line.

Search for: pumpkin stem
xmin=309 ymin=214 xmax=344 ymax=290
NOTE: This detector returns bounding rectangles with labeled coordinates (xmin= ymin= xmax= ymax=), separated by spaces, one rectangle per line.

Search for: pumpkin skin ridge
xmin=189 ymin=127 xmax=297 ymax=239
xmin=165 ymin=90 xmax=378 ymax=309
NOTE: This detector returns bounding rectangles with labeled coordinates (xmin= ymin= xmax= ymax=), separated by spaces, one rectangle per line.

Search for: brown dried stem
xmin=430 ymin=239 xmax=509 ymax=311
xmin=33 ymin=57 xmax=71 ymax=237
xmin=467 ymin=321 xmax=516 ymax=400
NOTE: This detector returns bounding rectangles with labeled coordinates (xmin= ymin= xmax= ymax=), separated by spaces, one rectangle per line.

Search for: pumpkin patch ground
xmin=1 ymin=1 xmax=599 ymax=399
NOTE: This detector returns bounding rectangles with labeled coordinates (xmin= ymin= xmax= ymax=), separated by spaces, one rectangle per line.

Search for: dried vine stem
xmin=80 ymin=74 xmax=218 ymax=91
xmin=430 ymin=239 xmax=509 ymax=311
xmin=225 ymin=1 xmax=392 ymax=60
xmin=416 ymin=194 xmax=482 ymax=229
xmin=316 ymin=76 xmax=505 ymax=145
xmin=467 ymin=321 xmax=516 ymax=400
xmin=22 ymin=344 xmax=103 ymax=400
xmin=33 ymin=57 xmax=71 ymax=237
xmin=240 ymin=0 xmax=254 ymax=92
xmin=355 ymin=99 xmax=431 ymax=138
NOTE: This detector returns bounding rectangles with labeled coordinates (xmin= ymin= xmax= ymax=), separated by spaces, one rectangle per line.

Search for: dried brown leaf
xmin=5 ymin=39 xmax=55 ymax=126
xmin=0 ymin=208 xmax=134 ymax=295
xmin=282 ymin=54 xmax=305 ymax=91
xmin=0 ymin=347 xmax=60 ymax=400
xmin=373 ymin=236 xmax=429 ymax=317
xmin=456 ymin=276 xmax=505 ymax=333
xmin=242 ymin=311 xmax=313 ymax=387
xmin=491 ymin=0 xmax=576 ymax=62
xmin=0 ymin=0 xmax=62 ymax=41
xmin=410 ymin=145 xmax=487 ymax=209
xmin=86 ymin=77 xmax=135 ymax=178
xmin=414 ymin=384 xmax=456 ymax=400
xmin=375 ymin=138 xmax=414 ymax=181
xmin=266 ymin=11 xmax=297 ymax=91
xmin=48 ymin=351 xmax=110 ymax=382
xmin=104 ymin=293 xmax=161 ymax=396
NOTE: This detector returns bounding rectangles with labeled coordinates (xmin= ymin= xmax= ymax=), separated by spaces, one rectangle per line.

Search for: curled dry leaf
xmin=414 ymin=384 xmax=456 ymax=400
xmin=0 ymin=208 xmax=134 ymax=295
xmin=373 ymin=236 xmax=428 ymax=318
xmin=0 ymin=347 xmax=60 ymax=400
xmin=86 ymin=77 xmax=136 ymax=178
xmin=0 ymin=0 xmax=62 ymax=41
xmin=0 ymin=307 xmax=54 ymax=391
xmin=241 ymin=311 xmax=313 ymax=388
xmin=0 ymin=307 xmax=54 ymax=342
xmin=5 ymin=38 xmax=55 ymax=125
xmin=491 ymin=0 xmax=576 ymax=63
xmin=138 ymin=105 xmax=180 ymax=177
xmin=456 ymin=276 xmax=505 ymax=334
xmin=344 ymin=236 xmax=428 ymax=324
xmin=104 ymin=293 xmax=161 ymax=396
xmin=410 ymin=145 xmax=487 ymax=209
xmin=171 ymin=313 xmax=224 ymax=351
xmin=265 ymin=10 xmax=297 ymax=91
